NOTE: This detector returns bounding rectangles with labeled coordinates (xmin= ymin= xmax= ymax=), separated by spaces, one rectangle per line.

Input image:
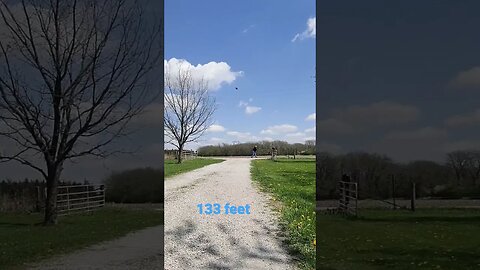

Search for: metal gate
xmin=338 ymin=181 xmax=358 ymax=216
xmin=52 ymin=185 xmax=105 ymax=216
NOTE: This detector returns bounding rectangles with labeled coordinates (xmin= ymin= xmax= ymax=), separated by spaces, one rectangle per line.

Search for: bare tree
xmin=0 ymin=0 xmax=161 ymax=225
xmin=446 ymin=151 xmax=470 ymax=187
xmin=465 ymin=150 xmax=480 ymax=187
xmin=164 ymin=65 xmax=216 ymax=163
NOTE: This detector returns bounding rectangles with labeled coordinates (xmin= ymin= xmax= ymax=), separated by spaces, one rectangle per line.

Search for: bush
xmin=104 ymin=167 xmax=163 ymax=203
xmin=0 ymin=179 xmax=81 ymax=212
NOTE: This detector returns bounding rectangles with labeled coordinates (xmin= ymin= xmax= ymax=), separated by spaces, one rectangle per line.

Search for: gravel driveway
xmin=165 ymin=157 xmax=297 ymax=270
xmin=28 ymin=225 xmax=164 ymax=270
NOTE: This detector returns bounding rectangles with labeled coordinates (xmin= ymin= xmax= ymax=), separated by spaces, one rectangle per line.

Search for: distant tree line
xmin=1 ymin=166 xmax=164 ymax=212
xmin=317 ymin=150 xmax=480 ymax=201
xmin=198 ymin=140 xmax=316 ymax=156
xmin=104 ymin=168 xmax=163 ymax=203
xmin=0 ymin=179 xmax=81 ymax=212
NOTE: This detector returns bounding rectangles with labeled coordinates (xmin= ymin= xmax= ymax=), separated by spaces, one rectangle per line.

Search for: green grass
xmin=0 ymin=207 xmax=163 ymax=269
xmin=318 ymin=208 xmax=480 ymax=270
xmin=251 ymin=158 xmax=316 ymax=269
xmin=164 ymin=158 xmax=224 ymax=178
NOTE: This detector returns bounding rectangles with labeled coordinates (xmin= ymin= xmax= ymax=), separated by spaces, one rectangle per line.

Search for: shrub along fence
xmin=103 ymin=167 xmax=163 ymax=203
xmin=0 ymin=180 xmax=86 ymax=213
xmin=1 ymin=167 xmax=164 ymax=213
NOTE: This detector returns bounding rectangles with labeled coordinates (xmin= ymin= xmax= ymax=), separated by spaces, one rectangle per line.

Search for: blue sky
xmin=165 ymin=0 xmax=316 ymax=149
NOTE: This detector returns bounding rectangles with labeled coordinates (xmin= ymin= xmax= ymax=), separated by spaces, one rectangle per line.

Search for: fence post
xmin=355 ymin=183 xmax=358 ymax=217
xmin=86 ymin=185 xmax=90 ymax=213
xmin=411 ymin=182 xmax=416 ymax=212
xmin=67 ymin=186 xmax=70 ymax=211
xmin=101 ymin=185 xmax=105 ymax=207
xmin=36 ymin=186 xmax=41 ymax=212
xmin=392 ymin=174 xmax=396 ymax=210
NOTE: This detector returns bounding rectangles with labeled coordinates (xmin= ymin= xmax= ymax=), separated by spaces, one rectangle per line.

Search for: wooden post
xmin=101 ymin=185 xmax=106 ymax=207
xmin=67 ymin=186 xmax=70 ymax=212
xmin=36 ymin=186 xmax=41 ymax=212
xmin=345 ymin=182 xmax=350 ymax=209
xmin=392 ymin=174 xmax=396 ymax=210
xmin=411 ymin=182 xmax=416 ymax=212
xmin=87 ymin=185 xmax=91 ymax=212
xmin=355 ymin=183 xmax=358 ymax=217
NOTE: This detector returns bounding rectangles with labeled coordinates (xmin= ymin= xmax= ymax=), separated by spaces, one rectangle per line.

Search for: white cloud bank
xmin=449 ymin=66 xmax=480 ymax=89
xmin=164 ymin=58 xmax=243 ymax=91
xmin=292 ymin=17 xmax=316 ymax=42
xmin=238 ymin=99 xmax=262 ymax=115
xmin=245 ymin=106 xmax=262 ymax=115
xmin=261 ymin=124 xmax=298 ymax=135
xmin=227 ymin=131 xmax=258 ymax=142
xmin=445 ymin=109 xmax=480 ymax=128
xmin=207 ymin=124 xmax=226 ymax=132
xmin=317 ymin=101 xmax=419 ymax=135
xmin=305 ymin=113 xmax=316 ymax=121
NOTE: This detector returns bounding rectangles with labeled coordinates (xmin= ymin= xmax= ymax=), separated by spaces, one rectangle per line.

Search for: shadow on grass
xmin=355 ymin=215 xmax=480 ymax=223
xmin=0 ymin=222 xmax=33 ymax=227
xmin=356 ymin=247 xmax=480 ymax=268
xmin=272 ymin=159 xmax=315 ymax=163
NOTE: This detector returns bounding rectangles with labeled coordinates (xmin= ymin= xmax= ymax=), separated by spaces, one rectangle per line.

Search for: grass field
xmin=251 ymin=158 xmax=316 ymax=270
xmin=0 ymin=207 xmax=163 ymax=269
xmin=164 ymin=158 xmax=224 ymax=178
xmin=318 ymin=208 xmax=480 ymax=270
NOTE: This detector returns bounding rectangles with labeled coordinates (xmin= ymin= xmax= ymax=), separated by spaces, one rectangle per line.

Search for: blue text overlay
xmin=197 ymin=203 xmax=251 ymax=215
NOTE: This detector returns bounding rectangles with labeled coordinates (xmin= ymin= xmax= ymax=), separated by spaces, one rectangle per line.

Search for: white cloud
xmin=305 ymin=113 xmax=316 ymax=121
xmin=443 ymin=140 xmax=480 ymax=152
xmin=445 ymin=109 xmax=480 ymax=128
xmin=286 ymin=132 xmax=305 ymax=137
xmin=238 ymin=100 xmax=261 ymax=115
xmin=317 ymin=118 xmax=354 ymax=135
xmin=383 ymin=127 xmax=447 ymax=141
xmin=132 ymin=102 xmax=162 ymax=126
xmin=207 ymin=124 xmax=226 ymax=132
xmin=317 ymin=101 xmax=419 ymax=136
xmin=245 ymin=106 xmax=261 ymax=115
xmin=317 ymin=142 xmax=342 ymax=154
xmin=283 ymin=132 xmax=315 ymax=144
xmin=335 ymin=101 xmax=419 ymax=126
xmin=209 ymin=137 xmax=226 ymax=144
xmin=164 ymin=58 xmax=243 ymax=91
xmin=261 ymin=124 xmax=298 ymax=135
xmin=305 ymin=126 xmax=316 ymax=133
xmin=227 ymin=131 xmax=249 ymax=137
xmin=226 ymin=131 xmax=258 ymax=142
xmin=292 ymin=17 xmax=316 ymax=42
xmin=238 ymin=100 xmax=248 ymax=107
xmin=242 ymin=24 xmax=255 ymax=34
xmin=370 ymin=127 xmax=449 ymax=162
xmin=449 ymin=66 xmax=480 ymax=89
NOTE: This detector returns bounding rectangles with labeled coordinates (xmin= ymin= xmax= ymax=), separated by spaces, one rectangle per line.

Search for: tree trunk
xmin=44 ymin=164 xmax=62 ymax=225
xmin=455 ymin=170 xmax=461 ymax=187
xmin=177 ymin=145 xmax=183 ymax=164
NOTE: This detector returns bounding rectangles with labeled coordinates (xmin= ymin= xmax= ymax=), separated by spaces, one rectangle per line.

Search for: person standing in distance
xmin=251 ymin=145 xmax=258 ymax=158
